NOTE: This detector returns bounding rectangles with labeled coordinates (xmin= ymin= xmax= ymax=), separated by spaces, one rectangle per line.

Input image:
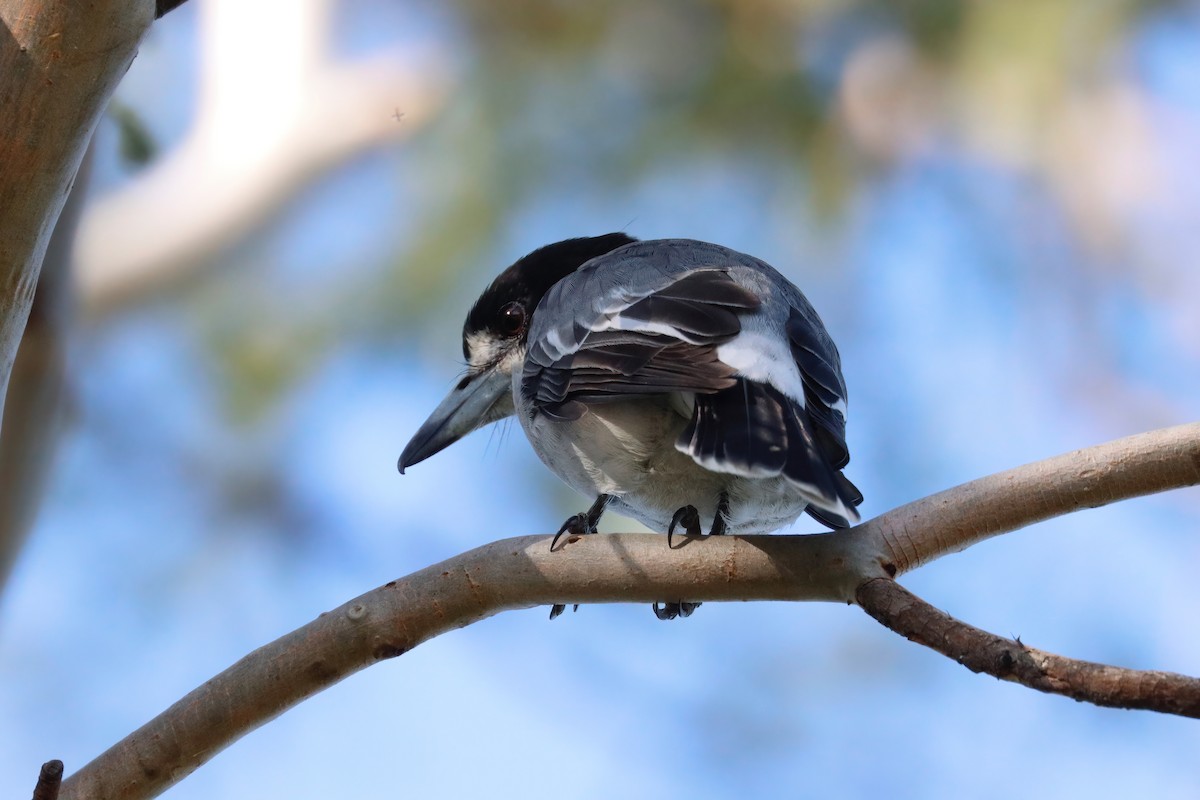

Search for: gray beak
xmin=398 ymin=366 xmax=513 ymax=473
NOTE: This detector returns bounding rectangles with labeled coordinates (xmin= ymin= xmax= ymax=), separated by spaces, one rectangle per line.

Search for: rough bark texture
xmin=0 ymin=0 xmax=152 ymax=419
xmin=58 ymin=424 xmax=1200 ymax=800
xmin=857 ymin=578 xmax=1200 ymax=716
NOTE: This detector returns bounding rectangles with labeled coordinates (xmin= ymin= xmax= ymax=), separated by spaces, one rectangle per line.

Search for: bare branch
xmin=58 ymin=423 xmax=1200 ymax=800
xmin=0 ymin=0 xmax=152 ymax=421
xmin=58 ymin=531 xmax=883 ymax=799
xmin=859 ymin=422 xmax=1200 ymax=576
xmin=856 ymin=578 xmax=1200 ymax=716
xmin=33 ymin=759 xmax=64 ymax=800
xmin=0 ymin=146 xmax=87 ymax=590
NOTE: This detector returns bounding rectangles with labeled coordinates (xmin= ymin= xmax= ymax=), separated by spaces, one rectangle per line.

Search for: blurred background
xmin=3 ymin=0 xmax=1200 ymax=796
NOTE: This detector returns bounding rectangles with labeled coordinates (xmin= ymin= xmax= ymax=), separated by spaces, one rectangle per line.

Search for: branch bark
xmin=0 ymin=145 xmax=87 ymax=590
xmin=856 ymin=578 xmax=1200 ymax=716
xmin=33 ymin=759 xmax=64 ymax=800
xmin=859 ymin=422 xmax=1200 ymax=575
xmin=57 ymin=423 xmax=1200 ymax=800
xmin=0 ymin=0 xmax=152 ymax=422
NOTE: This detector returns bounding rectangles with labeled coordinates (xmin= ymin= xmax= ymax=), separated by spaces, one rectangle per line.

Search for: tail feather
xmin=676 ymin=379 xmax=861 ymax=527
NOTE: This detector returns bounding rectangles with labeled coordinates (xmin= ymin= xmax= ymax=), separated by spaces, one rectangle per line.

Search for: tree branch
xmin=57 ymin=423 xmax=1200 ymax=800
xmin=57 ymin=532 xmax=888 ymax=799
xmin=858 ymin=422 xmax=1200 ymax=576
xmin=33 ymin=759 xmax=64 ymax=800
xmin=0 ymin=145 xmax=88 ymax=591
xmin=856 ymin=578 xmax=1200 ymax=716
xmin=0 ymin=0 xmax=152 ymax=423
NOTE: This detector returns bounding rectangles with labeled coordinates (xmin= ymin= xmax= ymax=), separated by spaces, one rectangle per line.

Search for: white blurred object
xmin=838 ymin=35 xmax=937 ymax=163
xmin=75 ymin=0 xmax=450 ymax=315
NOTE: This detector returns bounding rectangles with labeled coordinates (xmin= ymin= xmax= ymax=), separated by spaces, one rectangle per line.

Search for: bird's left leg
xmin=666 ymin=505 xmax=702 ymax=549
xmin=549 ymin=494 xmax=611 ymax=620
xmin=550 ymin=493 xmax=610 ymax=550
xmin=655 ymin=492 xmax=731 ymax=620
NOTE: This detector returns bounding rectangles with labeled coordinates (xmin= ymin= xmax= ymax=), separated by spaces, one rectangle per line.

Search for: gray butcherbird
xmin=399 ymin=234 xmax=862 ymax=620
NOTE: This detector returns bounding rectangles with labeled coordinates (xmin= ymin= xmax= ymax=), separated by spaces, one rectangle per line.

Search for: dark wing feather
xmin=787 ymin=306 xmax=861 ymax=526
xmin=678 ymin=380 xmax=847 ymax=501
xmin=617 ymin=270 xmax=756 ymax=342
xmin=677 ymin=378 xmax=862 ymax=528
xmin=804 ymin=473 xmax=863 ymax=528
xmin=673 ymin=306 xmax=862 ymax=528
xmin=787 ymin=306 xmax=850 ymax=471
xmin=677 ymin=379 xmax=788 ymax=476
xmin=522 ymin=270 xmax=759 ymax=418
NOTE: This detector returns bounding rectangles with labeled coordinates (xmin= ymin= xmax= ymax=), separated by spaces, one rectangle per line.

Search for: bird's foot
xmin=549 ymin=515 xmax=591 ymax=619
xmin=548 ymin=602 xmax=577 ymax=621
xmin=549 ymin=519 xmax=586 ymax=618
xmin=653 ymin=601 xmax=702 ymax=621
xmin=550 ymin=493 xmax=611 ymax=552
xmin=550 ymin=512 xmax=594 ymax=552
xmin=667 ymin=505 xmax=702 ymax=549
xmin=550 ymin=495 xmax=611 ymax=620
xmin=654 ymin=494 xmax=729 ymax=620
xmin=667 ymin=492 xmax=729 ymax=547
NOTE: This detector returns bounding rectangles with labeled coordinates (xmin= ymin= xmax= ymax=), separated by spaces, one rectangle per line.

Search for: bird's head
xmin=398 ymin=233 xmax=637 ymax=472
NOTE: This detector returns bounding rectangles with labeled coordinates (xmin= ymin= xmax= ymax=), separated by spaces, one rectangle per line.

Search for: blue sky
xmin=2 ymin=3 xmax=1200 ymax=798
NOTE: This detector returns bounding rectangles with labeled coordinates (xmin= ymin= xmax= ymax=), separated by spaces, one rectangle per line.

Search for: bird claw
xmin=653 ymin=601 xmax=702 ymax=621
xmin=548 ymin=517 xmax=587 ymax=618
xmin=667 ymin=505 xmax=702 ymax=548
xmin=655 ymin=495 xmax=727 ymax=618
xmin=549 ymin=603 xmax=580 ymax=620
xmin=549 ymin=495 xmax=611 ymax=621
xmin=550 ymin=513 xmax=590 ymax=552
xmin=549 ymin=494 xmax=610 ymax=552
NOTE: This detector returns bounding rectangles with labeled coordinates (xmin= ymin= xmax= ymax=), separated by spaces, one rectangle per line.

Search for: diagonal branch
xmin=57 ymin=532 xmax=888 ymax=800
xmin=57 ymin=423 xmax=1200 ymax=800
xmin=857 ymin=422 xmax=1200 ymax=575
xmin=856 ymin=578 xmax=1200 ymax=716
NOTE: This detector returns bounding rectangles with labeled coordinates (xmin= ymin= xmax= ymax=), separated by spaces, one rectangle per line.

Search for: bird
xmin=398 ymin=234 xmax=862 ymax=620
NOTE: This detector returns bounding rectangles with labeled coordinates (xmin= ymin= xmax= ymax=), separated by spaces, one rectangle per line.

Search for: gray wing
xmin=522 ymin=243 xmax=759 ymax=419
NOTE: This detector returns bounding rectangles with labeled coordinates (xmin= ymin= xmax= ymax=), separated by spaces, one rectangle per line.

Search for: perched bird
xmin=399 ymin=234 xmax=862 ymax=620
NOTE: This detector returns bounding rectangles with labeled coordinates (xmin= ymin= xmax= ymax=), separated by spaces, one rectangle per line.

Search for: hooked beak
xmin=398 ymin=366 xmax=513 ymax=473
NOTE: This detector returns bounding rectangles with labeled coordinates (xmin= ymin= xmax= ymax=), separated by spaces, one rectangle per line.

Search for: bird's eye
xmin=498 ymin=302 xmax=527 ymax=337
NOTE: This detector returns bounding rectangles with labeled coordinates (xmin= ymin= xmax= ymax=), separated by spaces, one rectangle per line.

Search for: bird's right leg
xmin=656 ymin=493 xmax=730 ymax=620
xmin=549 ymin=493 xmax=611 ymax=620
